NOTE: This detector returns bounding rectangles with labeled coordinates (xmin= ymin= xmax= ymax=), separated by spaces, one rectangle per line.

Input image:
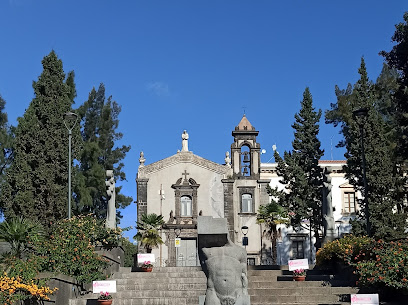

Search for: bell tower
xmin=222 ymin=114 xmax=270 ymax=265
xmin=231 ymin=114 xmax=261 ymax=179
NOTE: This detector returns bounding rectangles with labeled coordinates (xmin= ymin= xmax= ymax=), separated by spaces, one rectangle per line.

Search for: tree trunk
xmin=271 ymin=225 xmax=278 ymax=265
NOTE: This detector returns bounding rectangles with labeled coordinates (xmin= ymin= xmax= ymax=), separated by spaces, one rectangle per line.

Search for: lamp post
xmin=307 ymin=209 xmax=313 ymax=264
xmin=335 ymin=220 xmax=343 ymax=238
xmin=241 ymin=226 xmax=249 ymax=250
xmin=63 ymin=111 xmax=78 ymax=219
xmin=352 ymin=108 xmax=370 ymax=236
xmin=174 ymin=228 xmax=181 ymax=266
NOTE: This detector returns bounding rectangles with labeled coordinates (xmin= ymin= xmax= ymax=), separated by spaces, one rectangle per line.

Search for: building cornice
xmin=138 ymin=151 xmax=230 ymax=177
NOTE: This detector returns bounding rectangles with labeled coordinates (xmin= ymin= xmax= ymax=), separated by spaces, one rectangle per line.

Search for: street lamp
xmin=174 ymin=228 xmax=181 ymax=266
xmin=307 ymin=208 xmax=313 ymax=264
xmin=63 ymin=111 xmax=78 ymax=219
xmin=335 ymin=220 xmax=343 ymax=238
xmin=241 ymin=226 xmax=249 ymax=250
xmin=352 ymin=108 xmax=370 ymax=236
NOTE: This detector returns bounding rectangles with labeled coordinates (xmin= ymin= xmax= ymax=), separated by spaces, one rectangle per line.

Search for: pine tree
xmin=0 ymin=51 xmax=75 ymax=229
xmin=74 ymin=84 xmax=132 ymax=220
xmin=325 ymin=58 xmax=406 ymax=240
xmin=272 ymin=87 xmax=324 ymax=247
xmin=380 ymin=12 xmax=408 ymax=165
xmin=0 ymin=94 xmax=14 ymax=184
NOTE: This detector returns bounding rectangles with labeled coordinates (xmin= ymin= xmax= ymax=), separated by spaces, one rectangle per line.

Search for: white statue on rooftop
xmin=182 ymin=130 xmax=189 ymax=152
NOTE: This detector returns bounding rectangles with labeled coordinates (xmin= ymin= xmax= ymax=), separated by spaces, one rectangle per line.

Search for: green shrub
xmin=1 ymin=215 xmax=124 ymax=285
xmin=316 ymin=235 xmax=373 ymax=266
xmin=354 ymin=239 xmax=408 ymax=292
xmin=121 ymin=237 xmax=138 ymax=267
xmin=36 ymin=215 xmax=110 ymax=284
xmin=2 ymin=255 xmax=44 ymax=282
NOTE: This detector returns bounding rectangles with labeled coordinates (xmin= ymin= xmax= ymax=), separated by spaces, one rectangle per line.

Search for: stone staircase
xmin=69 ymin=266 xmax=358 ymax=305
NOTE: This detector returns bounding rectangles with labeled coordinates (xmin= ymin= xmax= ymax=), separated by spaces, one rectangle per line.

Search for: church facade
xmin=136 ymin=116 xmax=357 ymax=266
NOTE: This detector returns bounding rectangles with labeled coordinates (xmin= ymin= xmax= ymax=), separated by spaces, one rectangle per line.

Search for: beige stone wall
xmin=138 ymin=151 xmax=230 ymax=266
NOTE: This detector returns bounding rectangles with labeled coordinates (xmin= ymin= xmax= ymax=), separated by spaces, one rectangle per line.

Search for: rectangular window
xmin=241 ymin=194 xmax=253 ymax=213
xmin=292 ymin=241 xmax=304 ymax=259
xmin=344 ymin=192 xmax=356 ymax=213
xmin=181 ymin=196 xmax=192 ymax=216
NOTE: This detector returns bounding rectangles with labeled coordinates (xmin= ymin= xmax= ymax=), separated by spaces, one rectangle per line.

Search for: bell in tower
xmin=230 ymin=115 xmax=261 ymax=179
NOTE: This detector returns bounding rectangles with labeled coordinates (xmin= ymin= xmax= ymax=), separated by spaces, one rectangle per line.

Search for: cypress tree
xmin=272 ymin=87 xmax=324 ymax=247
xmin=74 ymin=84 xmax=132 ymax=220
xmin=381 ymin=12 xmax=408 ymax=165
xmin=0 ymin=94 xmax=14 ymax=185
xmin=326 ymin=58 xmax=406 ymax=240
xmin=0 ymin=51 xmax=75 ymax=229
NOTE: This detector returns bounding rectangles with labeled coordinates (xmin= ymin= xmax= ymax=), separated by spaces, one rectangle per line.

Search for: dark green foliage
xmin=74 ymin=84 xmax=132 ymax=220
xmin=121 ymin=237 xmax=138 ymax=267
xmin=381 ymin=12 xmax=408 ymax=165
xmin=0 ymin=217 xmax=44 ymax=259
xmin=34 ymin=215 xmax=110 ymax=284
xmin=256 ymin=200 xmax=288 ymax=264
xmin=325 ymin=58 xmax=407 ymax=240
xmin=272 ymin=87 xmax=324 ymax=247
xmin=0 ymin=95 xmax=14 ymax=184
xmin=134 ymin=213 xmax=164 ymax=253
xmin=0 ymin=51 xmax=76 ymax=229
xmin=354 ymin=239 xmax=408 ymax=293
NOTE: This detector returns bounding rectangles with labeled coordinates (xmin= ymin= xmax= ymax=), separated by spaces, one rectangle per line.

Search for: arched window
xmin=181 ymin=196 xmax=192 ymax=216
xmin=241 ymin=193 xmax=253 ymax=213
xmin=241 ymin=145 xmax=251 ymax=176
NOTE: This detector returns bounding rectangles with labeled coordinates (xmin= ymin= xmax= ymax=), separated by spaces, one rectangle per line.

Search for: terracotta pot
xmin=97 ymin=300 xmax=113 ymax=305
xmin=142 ymin=267 xmax=153 ymax=272
xmin=293 ymin=275 xmax=306 ymax=281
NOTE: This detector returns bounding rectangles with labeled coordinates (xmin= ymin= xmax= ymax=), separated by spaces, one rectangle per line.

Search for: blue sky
xmin=0 ymin=1 xmax=407 ymax=240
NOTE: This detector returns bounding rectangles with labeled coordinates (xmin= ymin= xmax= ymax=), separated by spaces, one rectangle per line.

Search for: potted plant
xmin=98 ymin=291 xmax=113 ymax=305
xmin=293 ymin=269 xmax=307 ymax=281
xmin=141 ymin=260 xmax=154 ymax=272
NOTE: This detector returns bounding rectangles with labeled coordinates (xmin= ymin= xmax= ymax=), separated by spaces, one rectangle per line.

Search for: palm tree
xmin=257 ymin=201 xmax=288 ymax=265
xmin=0 ymin=217 xmax=45 ymax=258
xmin=134 ymin=213 xmax=164 ymax=253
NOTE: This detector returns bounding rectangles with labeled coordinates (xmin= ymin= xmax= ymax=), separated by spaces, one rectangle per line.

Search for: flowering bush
xmin=353 ymin=239 xmax=408 ymax=292
xmin=35 ymin=215 xmax=109 ymax=284
xmin=316 ymin=235 xmax=373 ymax=266
xmin=141 ymin=261 xmax=153 ymax=268
xmin=98 ymin=291 xmax=113 ymax=300
xmin=2 ymin=255 xmax=44 ymax=283
xmin=293 ymin=269 xmax=306 ymax=276
xmin=0 ymin=275 xmax=57 ymax=305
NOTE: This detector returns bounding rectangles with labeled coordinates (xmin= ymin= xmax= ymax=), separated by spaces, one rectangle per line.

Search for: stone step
xmin=115 ymin=282 xmax=206 ymax=291
xmin=278 ymin=274 xmax=334 ymax=281
xmin=119 ymin=266 xmax=203 ymax=273
xmin=86 ymin=285 xmax=356 ymax=298
xmin=114 ymin=278 xmax=206 ymax=286
xmin=249 ymin=286 xmax=357 ymax=295
xmin=70 ymin=297 xmax=199 ymax=305
xmin=249 ymin=281 xmax=332 ymax=288
xmin=73 ymin=266 xmax=356 ymax=305
xmin=114 ymin=271 xmax=206 ymax=279
xmin=112 ymin=282 xmax=356 ymax=295
xmin=247 ymin=269 xmax=333 ymax=276
xmin=83 ymin=290 xmax=205 ymax=298
xmin=70 ymin=296 xmax=350 ymax=305
xmin=250 ymin=294 xmax=342 ymax=304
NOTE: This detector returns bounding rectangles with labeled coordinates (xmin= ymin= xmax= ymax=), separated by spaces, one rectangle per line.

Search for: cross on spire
xmin=182 ymin=170 xmax=189 ymax=182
